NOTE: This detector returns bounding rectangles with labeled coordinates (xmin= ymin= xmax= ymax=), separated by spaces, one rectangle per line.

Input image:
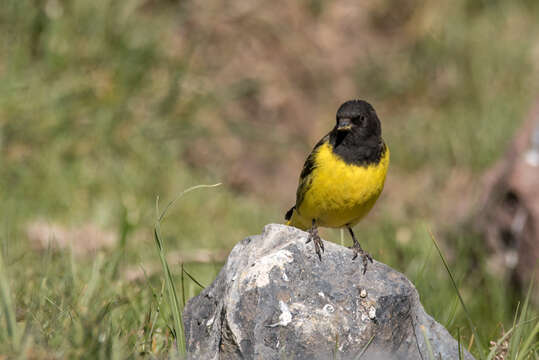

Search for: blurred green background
xmin=1 ymin=0 xmax=538 ymax=358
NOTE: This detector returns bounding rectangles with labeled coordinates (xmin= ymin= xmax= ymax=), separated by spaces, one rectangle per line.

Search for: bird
xmin=285 ymin=99 xmax=389 ymax=273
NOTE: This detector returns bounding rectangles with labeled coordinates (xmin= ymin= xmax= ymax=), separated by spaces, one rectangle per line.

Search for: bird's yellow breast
xmin=297 ymin=142 xmax=389 ymax=228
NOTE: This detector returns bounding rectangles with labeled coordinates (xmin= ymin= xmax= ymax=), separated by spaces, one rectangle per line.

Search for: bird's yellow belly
xmin=297 ymin=143 xmax=389 ymax=228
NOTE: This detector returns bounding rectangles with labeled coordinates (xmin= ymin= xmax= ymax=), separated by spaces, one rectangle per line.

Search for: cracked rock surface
xmin=183 ymin=224 xmax=474 ymax=360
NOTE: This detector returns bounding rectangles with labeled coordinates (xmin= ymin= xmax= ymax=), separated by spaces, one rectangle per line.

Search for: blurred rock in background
xmin=476 ymin=100 xmax=539 ymax=303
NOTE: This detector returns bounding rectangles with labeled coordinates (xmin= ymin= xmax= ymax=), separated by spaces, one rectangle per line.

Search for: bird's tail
xmin=284 ymin=205 xmax=310 ymax=231
xmin=284 ymin=206 xmax=295 ymax=225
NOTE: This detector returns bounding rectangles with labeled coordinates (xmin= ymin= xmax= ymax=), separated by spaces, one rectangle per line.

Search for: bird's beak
xmin=337 ymin=118 xmax=352 ymax=131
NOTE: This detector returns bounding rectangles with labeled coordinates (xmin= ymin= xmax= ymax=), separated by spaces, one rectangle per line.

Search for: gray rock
xmin=184 ymin=224 xmax=474 ymax=360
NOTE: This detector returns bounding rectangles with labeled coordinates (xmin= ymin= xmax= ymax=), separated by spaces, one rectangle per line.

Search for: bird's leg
xmin=347 ymin=226 xmax=373 ymax=274
xmin=306 ymin=219 xmax=324 ymax=261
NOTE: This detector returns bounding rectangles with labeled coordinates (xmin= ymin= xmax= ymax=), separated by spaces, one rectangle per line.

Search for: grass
xmin=154 ymin=221 xmax=185 ymax=355
xmin=0 ymin=254 xmax=17 ymax=349
xmin=1 ymin=191 xmax=538 ymax=358
xmin=152 ymin=183 xmax=222 ymax=354
xmin=429 ymin=229 xmax=486 ymax=357
xmin=1 ymin=0 xmax=538 ymax=358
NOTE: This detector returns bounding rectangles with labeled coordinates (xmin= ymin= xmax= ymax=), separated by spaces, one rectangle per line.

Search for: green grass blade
xmin=154 ymin=227 xmax=185 ymax=355
xmin=428 ymin=229 xmax=486 ymax=358
xmin=511 ymin=276 xmax=536 ymax=360
xmin=333 ymin=333 xmax=339 ymax=360
xmin=485 ymin=317 xmax=538 ymax=360
xmin=158 ymin=183 xmax=221 ymax=222
xmin=509 ymin=300 xmax=522 ymax=360
xmin=182 ymin=267 xmax=206 ymax=289
xmin=153 ymin=183 xmax=222 ymax=355
xmin=445 ymin=295 xmax=460 ymax=330
xmin=0 ymin=253 xmax=16 ymax=345
xmin=518 ymin=321 xmax=539 ymax=360
xmin=79 ymin=253 xmax=104 ymax=311
xmin=458 ymin=327 xmax=463 ymax=360
xmin=180 ymin=263 xmax=186 ymax=308
xmin=421 ymin=326 xmax=436 ymax=360
xmin=355 ymin=335 xmax=375 ymax=359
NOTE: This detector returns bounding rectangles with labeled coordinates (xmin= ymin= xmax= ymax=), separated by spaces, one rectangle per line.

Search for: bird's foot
xmin=349 ymin=243 xmax=373 ymax=274
xmin=306 ymin=228 xmax=324 ymax=261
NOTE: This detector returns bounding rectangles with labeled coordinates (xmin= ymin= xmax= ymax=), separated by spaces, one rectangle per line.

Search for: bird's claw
xmin=307 ymin=232 xmax=324 ymax=261
xmin=349 ymin=243 xmax=373 ymax=274
xmin=313 ymin=236 xmax=324 ymax=261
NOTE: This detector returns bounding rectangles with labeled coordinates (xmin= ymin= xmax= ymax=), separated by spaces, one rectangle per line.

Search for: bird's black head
xmin=334 ymin=100 xmax=381 ymax=138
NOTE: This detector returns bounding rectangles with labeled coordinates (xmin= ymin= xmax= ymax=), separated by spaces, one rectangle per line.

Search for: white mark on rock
xmin=278 ymin=301 xmax=292 ymax=325
xmin=206 ymin=316 xmax=214 ymax=327
xmin=369 ymin=306 xmax=376 ymax=319
xmin=361 ymin=313 xmax=369 ymax=322
xmin=323 ymin=304 xmax=335 ymax=314
xmin=267 ymin=301 xmax=292 ymax=327
xmin=282 ymin=272 xmax=289 ymax=282
xmin=244 ymin=250 xmax=294 ymax=289
xmin=360 ymin=289 xmax=367 ymax=298
xmin=318 ymin=292 xmax=325 ymax=298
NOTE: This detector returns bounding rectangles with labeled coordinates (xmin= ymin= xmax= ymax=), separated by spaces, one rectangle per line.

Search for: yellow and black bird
xmin=285 ymin=99 xmax=389 ymax=273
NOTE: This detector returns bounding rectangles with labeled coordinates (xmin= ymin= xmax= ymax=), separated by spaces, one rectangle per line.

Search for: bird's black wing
xmin=293 ymin=134 xmax=329 ymax=214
